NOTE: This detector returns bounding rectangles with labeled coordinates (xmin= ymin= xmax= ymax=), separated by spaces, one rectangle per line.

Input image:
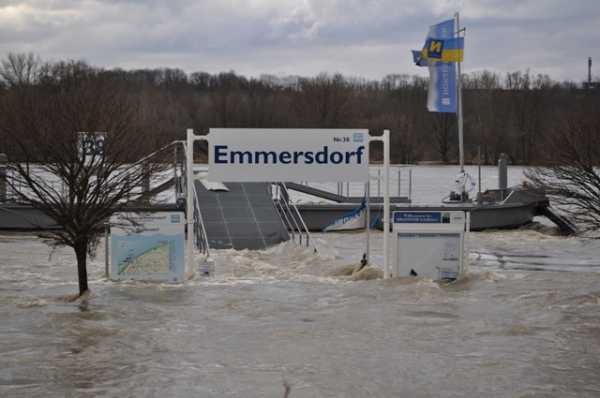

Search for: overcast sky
xmin=1 ymin=0 xmax=599 ymax=82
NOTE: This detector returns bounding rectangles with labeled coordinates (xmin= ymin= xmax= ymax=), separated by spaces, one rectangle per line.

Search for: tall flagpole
xmin=455 ymin=12 xmax=465 ymax=175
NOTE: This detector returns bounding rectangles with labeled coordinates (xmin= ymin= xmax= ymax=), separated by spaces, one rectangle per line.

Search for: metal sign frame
xmin=185 ymin=128 xmax=393 ymax=278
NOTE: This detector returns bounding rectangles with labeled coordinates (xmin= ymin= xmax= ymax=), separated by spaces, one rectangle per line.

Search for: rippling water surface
xmin=1 ymin=166 xmax=600 ymax=397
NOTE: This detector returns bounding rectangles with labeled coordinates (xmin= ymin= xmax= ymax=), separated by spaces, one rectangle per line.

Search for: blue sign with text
xmin=393 ymin=212 xmax=443 ymax=223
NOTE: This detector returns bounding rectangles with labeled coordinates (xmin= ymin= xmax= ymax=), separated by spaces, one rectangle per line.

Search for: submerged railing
xmin=273 ymin=182 xmax=314 ymax=251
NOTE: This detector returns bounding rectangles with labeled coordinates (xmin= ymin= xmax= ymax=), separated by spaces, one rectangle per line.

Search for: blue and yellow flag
xmin=419 ymin=37 xmax=464 ymax=63
xmin=411 ymin=18 xmax=461 ymax=113
xmin=412 ymin=50 xmax=428 ymax=66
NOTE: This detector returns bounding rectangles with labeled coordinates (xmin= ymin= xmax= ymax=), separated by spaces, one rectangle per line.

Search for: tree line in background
xmin=0 ymin=52 xmax=599 ymax=166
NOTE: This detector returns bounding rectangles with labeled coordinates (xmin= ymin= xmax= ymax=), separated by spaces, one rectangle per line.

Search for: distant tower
xmin=584 ymin=57 xmax=599 ymax=89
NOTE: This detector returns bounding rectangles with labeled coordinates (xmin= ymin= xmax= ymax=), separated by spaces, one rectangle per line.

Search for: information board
xmin=392 ymin=211 xmax=466 ymax=280
xmin=110 ymin=212 xmax=185 ymax=282
xmin=395 ymin=232 xmax=461 ymax=280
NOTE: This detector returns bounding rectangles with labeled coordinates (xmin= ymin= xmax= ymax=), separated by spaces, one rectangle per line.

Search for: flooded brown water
xmin=1 ymin=227 xmax=600 ymax=397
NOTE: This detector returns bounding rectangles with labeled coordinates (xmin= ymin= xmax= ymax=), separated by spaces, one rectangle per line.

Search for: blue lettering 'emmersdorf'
xmin=214 ymin=145 xmax=365 ymax=165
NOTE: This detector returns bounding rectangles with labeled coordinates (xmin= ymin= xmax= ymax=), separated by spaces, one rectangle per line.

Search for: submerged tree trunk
xmin=74 ymin=240 xmax=89 ymax=296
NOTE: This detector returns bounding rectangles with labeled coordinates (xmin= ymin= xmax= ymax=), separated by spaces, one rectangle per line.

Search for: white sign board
xmin=110 ymin=212 xmax=185 ymax=282
xmin=392 ymin=211 xmax=466 ymax=281
xmin=207 ymin=129 xmax=369 ymax=182
xmin=77 ymin=132 xmax=105 ymax=164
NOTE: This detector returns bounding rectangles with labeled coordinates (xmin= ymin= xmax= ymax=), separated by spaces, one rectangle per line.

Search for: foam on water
xmin=195 ymin=239 xmax=353 ymax=285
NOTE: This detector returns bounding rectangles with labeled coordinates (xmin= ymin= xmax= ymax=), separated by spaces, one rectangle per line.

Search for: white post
xmin=382 ymin=130 xmax=391 ymax=278
xmin=186 ymin=128 xmax=195 ymax=275
xmin=368 ymin=131 xmax=391 ymax=277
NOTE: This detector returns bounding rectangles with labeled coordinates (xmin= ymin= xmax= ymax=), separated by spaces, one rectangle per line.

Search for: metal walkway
xmin=193 ymin=181 xmax=290 ymax=250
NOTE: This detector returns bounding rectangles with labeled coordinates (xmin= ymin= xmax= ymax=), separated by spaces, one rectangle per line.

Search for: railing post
xmin=275 ymin=184 xmax=295 ymax=242
xmin=104 ymin=222 xmax=110 ymax=279
xmin=281 ymin=183 xmax=313 ymax=251
xmin=0 ymin=153 xmax=7 ymax=202
xmin=408 ymin=169 xmax=413 ymax=203
xmin=0 ymin=153 xmax=8 ymax=202
xmin=142 ymin=163 xmax=151 ymax=199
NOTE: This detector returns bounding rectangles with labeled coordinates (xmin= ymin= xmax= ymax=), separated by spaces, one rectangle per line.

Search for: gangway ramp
xmin=193 ymin=181 xmax=289 ymax=250
xmin=539 ymin=206 xmax=577 ymax=235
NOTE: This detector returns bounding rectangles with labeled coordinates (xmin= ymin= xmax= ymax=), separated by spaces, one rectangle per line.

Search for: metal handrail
xmin=278 ymin=182 xmax=314 ymax=250
xmin=193 ymin=186 xmax=210 ymax=256
xmin=273 ymin=186 xmax=295 ymax=242
xmin=281 ymin=182 xmax=313 ymax=248
xmin=182 ymin=141 xmax=210 ymax=256
xmin=278 ymin=185 xmax=303 ymax=244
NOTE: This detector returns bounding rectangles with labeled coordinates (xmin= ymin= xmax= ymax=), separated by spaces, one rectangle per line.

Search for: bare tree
xmin=430 ymin=113 xmax=455 ymax=163
xmin=525 ymin=91 xmax=600 ymax=234
xmin=0 ymin=52 xmax=40 ymax=87
xmin=0 ymin=58 xmax=170 ymax=296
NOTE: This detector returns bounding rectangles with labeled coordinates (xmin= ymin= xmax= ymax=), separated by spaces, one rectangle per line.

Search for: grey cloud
xmin=0 ymin=0 xmax=599 ymax=81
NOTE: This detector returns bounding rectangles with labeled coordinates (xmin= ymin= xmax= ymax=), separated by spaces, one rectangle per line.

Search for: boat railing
xmin=298 ymin=166 xmax=412 ymax=203
xmin=341 ymin=165 xmax=412 ymax=201
xmin=499 ymin=189 xmax=516 ymax=204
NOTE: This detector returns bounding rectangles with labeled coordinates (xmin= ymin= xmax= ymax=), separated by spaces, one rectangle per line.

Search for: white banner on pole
xmin=77 ymin=131 xmax=105 ymax=165
xmin=207 ymin=129 xmax=369 ymax=182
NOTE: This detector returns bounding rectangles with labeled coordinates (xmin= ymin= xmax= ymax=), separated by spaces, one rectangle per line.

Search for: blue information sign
xmin=393 ymin=211 xmax=443 ymax=223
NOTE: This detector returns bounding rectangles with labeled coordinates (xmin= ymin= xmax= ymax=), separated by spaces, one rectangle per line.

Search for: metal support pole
xmin=186 ymin=129 xmax=195 ymax=275
xmin=408 ymin=169 xmax=413 ymax=204
xmin=104 ymin=222 xmax=110 ymax=279
xmin=0 ymin=153 xmax=7 ymax=202
xmin=455 ymin=12 xmax=465 ymax=175
xmin=382 ymin=130 xmax=391 ymax=278
xmin=377 ymin=168 xmax=381 ymax=197
xmin=477 ymin=146 xmax=482 ymax=202
xmin=397 ymin=168 xmax=402 ymax=197
xmin=365 ymin=181 xmax=370 ymax=265
xmin=173 ymin=144 xmax=179 ymax=200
